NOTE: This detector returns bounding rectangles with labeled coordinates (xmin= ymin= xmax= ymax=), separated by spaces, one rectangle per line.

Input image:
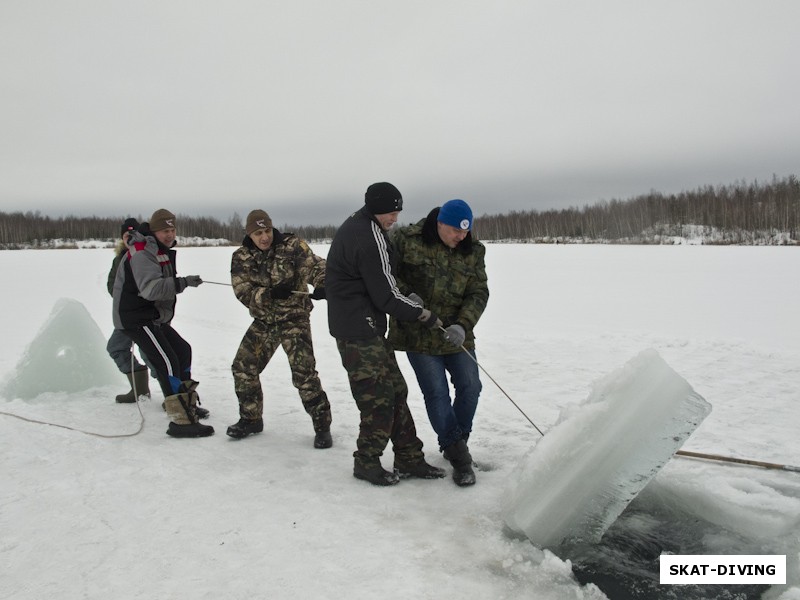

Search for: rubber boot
xmin=115 ymin=367 xmax=150 ymax=403
xmin=164 ymin=392 xmax=214 ymax=438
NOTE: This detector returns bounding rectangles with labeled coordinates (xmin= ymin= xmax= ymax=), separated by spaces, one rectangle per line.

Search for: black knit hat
xmin=120 ymin=218 xmax=139 ymax=238
xmin=365 ymin=182 xmax=403 ymax=215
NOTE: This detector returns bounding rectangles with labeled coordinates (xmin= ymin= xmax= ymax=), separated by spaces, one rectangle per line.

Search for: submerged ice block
xmin=2 ymin=298 xmax=121 ymax=399
xmin=502 ymin=349 xmax=711 ymax=549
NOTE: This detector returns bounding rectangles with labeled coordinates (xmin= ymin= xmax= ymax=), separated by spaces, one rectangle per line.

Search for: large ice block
xmin=502 ymin=349 xmax=711 ymax=549
xmin=2 ymin=298 xmax=121 ymax=399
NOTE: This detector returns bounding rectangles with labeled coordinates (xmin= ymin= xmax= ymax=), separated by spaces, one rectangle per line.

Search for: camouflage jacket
xmin=388 ymin=208 xmax=489 ymax=354
xmin=230 ymin=229 xmax=325 ymax=324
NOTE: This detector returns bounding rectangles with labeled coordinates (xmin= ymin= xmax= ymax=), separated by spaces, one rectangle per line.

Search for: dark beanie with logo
xmin=365 ymin=182 xmax=403 ymax=215
xmin=120 ymin=218 xmax=139 ymax=238
xmin=245 ymin=210 xmax=273 ymax=235
xmin=150 ymin=209 xmax=176 ymax=232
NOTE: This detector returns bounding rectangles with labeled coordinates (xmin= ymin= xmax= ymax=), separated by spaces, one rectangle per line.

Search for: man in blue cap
xmin=389 ymin=199 xmax=489 ymax=486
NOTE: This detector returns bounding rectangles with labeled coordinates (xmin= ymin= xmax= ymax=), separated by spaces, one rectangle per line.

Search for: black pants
xmin=123 ymin=323 xmax=192 ymax=396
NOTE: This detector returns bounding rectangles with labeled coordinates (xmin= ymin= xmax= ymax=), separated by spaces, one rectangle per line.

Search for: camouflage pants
xmin=336 ymin=337 xmax=424 ymax=468
xmin=232 ymin=318 xmax=331 ymax=432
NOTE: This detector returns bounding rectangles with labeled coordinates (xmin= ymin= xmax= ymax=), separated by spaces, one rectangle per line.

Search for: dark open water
xmin=550 ymin=504 xmax=771 ymax=600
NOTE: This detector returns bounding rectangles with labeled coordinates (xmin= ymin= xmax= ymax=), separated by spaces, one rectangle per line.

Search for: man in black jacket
xmin=326 ymin=182 xmax=445 ymax=485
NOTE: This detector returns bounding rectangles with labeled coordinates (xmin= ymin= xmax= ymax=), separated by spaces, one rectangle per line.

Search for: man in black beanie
xmin=326 ymin=182 xmax=445 ymax=485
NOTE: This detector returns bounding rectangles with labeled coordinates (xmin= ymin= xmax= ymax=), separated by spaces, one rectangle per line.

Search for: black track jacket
xmin=326 ymin=206 xmax=423 ymax=341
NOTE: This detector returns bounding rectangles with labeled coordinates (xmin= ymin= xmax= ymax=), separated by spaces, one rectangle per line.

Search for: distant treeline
xmin=0 ymin=211 xmax=337 ymax=247
xmin=1 ymin=175 xmax=798 ymax=247
xmin=474 ymin=174 xmax=800 ymax=244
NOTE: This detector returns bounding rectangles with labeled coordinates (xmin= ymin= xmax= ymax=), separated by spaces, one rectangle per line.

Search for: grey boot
xmin=115 ymin=367 xmax=150 ymax=403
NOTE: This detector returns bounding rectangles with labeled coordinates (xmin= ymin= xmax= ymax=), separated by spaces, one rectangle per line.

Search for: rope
xmin=440 ymin=326 xmax=545 ymax=436
xmin=0 ymin=406 xmax=144 ymax=438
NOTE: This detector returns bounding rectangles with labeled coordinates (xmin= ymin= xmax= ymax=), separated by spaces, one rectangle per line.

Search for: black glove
xmin=269 ymin=283 xmax=293 ymax=299
xmin=310 ymin=287 xmax=326 ymax=300
xmin=417 ymin=309 xmax=442 ymax=329
xmin=184 ymin=275 xmax=203 ymax=287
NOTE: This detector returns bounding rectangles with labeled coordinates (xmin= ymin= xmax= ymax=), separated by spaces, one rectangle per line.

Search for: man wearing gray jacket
xmin=112 ymin=208 xmax=213 ymax=438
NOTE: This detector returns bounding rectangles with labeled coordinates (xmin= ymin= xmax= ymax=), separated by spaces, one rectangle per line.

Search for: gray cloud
xmin=2 ymin=1 xmax=798 ymax=226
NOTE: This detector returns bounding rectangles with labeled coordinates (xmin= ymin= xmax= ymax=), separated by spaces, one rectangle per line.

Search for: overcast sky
xmin=2 ymin=1 xmax=798 ymax=227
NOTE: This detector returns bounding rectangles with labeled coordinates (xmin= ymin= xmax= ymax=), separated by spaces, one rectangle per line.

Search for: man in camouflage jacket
xmin=389 ymin=199 xmax=489 ymax=486
xmin=228 ymin=209 xmax=332 ymax=449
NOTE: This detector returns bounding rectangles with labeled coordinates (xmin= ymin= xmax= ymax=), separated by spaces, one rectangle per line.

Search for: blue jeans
xmin=107 ymin=328 xmax=155 ymax=376
xmin=406 ymin=350 xmax=482 ymax=450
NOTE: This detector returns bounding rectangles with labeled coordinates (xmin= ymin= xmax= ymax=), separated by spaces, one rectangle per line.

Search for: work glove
xmin=417 ymin=308 xmax=442 ymax=329
xmin=442 ymin=324 xmax=466 ymax=347
xmin=175 ymin=275 xmax=203 ymax=293
xmin=407 ymin=292 xmax=423 ymax=306
xmin=269 ymin=283 xmax=293 ymax=299
xmin=310 ymin=287 xmax=326 ymax=300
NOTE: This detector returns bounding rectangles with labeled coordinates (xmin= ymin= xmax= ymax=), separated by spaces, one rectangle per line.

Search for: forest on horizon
xmin=1 ymin=175 xmax=798 ymax=248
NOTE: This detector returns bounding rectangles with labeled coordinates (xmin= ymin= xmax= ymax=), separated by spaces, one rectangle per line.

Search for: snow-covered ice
xmin=503 ymin=349 xmax=712 ymax=548
xmin=0 ymin=243 xmax=798 ymax=600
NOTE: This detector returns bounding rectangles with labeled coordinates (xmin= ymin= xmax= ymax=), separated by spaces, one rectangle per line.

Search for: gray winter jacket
xmin=112 ymin=228 xmax=183 ymax=330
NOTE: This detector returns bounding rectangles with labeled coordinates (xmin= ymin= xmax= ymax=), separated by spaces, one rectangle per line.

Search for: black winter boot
xmin=353 ymin=462 xmax=400 ymax=486
xmin=226 ymin=417 xmax=264 ymax=439
xmin=394 ymin=458 xmax=446 ymax=479
xmin=443 ymin=439 xmax=476 ymax=487
xmin=313 ymin=430 xmax=333 ymax=449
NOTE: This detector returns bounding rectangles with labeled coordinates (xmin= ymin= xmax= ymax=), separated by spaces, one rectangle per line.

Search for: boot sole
xmin=226 ymin=429 xmax=262 ymax=439
xmin=394 ymin=468 xmax=446 ymax=479
xmin=167 ymin=429 xmax=215 ymax=438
